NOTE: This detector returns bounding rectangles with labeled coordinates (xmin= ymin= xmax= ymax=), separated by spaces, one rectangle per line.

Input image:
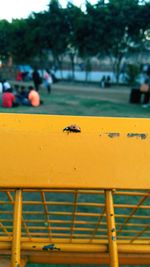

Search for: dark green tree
xmin=10 ymin=19 xmax=32 ymax=64
xmin=26 ymin=12 xmax=49 ymax=67
xmin=0 ymin=20 xmax=12 ymax=63
xmin=95 ymin=0 xmax=150 ymax=82
xmin=44 ymin=0 xmax=70 ymax=69
xmin=74 ymin=2 xmax=100 ymax=81
xmin=64 ymin=2 xmax=83 ymax=79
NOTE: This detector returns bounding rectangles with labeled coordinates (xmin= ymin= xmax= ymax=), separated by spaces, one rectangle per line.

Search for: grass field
xmin=1 ymin=82 xmax=149 ymax=267
xmin=1 ymin=82 xmax=150 ymax=118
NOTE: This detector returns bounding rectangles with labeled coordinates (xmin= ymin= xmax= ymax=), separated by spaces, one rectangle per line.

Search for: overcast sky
xmin=0 ymin=0 xmax=98 ymax=21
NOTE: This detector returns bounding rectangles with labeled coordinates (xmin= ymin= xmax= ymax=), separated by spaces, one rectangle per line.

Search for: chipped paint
xmin=127 ymin=133 xmax=147 ymax=140
xmin=99 ymin=133 xmax=120 ymax=138
xmin=107 ymin=133 xmax=120 ymax=138
xmin=63 ymin=125 xmax=81 ymax=133
xmin=43 ymin=244 xmax=60 ymax=251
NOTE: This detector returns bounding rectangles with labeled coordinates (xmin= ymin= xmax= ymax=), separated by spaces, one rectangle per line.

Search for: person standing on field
xmin=43 ymin=69 xmax=53 ymax=94
xmin=32 ymin=68 xmax=42 ymax=91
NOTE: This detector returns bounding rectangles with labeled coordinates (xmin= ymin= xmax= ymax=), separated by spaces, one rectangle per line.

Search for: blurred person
xmin=105 ymin=75 xmax=111 ymax=87
xmin=20 ymin=85 xmax=28 ymax=99
xmin=140 ymin=79 xmax=150 ymax=108
xmin=100 ymin=75 xmax=106 ymax=88
xmin=28 ymin=86 xmax=40 ymax=107
xmin=32 ymin=68 xmax=42 ymax=91
xmin=3 ymin=80 xmax=11 ymax=92
xmin=14 ymin=84 xmax=20 ymax=95
xmin=16 ymin=70 xmax=23 ymax=81
xmin=43 ymin=69 xmax=53 ymax=94
xmin=0 ymin=81 xmax=3 ymax=93
xmin=2 ymin=88 xmax=19 ymax=108
xmin=16 ymin=85 xmax=29 ymax=105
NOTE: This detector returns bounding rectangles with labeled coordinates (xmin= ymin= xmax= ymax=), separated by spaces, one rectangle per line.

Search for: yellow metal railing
xmin=0 ymin=188 xmax=150 ymax=266
xmin=0 ymin=114 xmax=150 ymax=266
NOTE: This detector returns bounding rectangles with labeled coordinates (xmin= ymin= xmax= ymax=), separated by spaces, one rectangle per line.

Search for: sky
xmin=0 ymin=0 xmax=98 ymax=22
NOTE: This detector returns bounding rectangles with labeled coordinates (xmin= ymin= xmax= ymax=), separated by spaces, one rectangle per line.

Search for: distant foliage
xmin=0 ymin=0 xmax=149 ymax=81
xmin=126 ymin=64 xmax=140 ymax=86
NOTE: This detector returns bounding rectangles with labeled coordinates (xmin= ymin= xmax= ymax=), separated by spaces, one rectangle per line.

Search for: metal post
xmin=11 ymin=189 xmax=22 ymax=267
xmin=105 ymin=190 xmax=119 ymax=267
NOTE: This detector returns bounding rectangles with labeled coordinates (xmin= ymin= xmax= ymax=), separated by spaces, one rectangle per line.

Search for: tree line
xmin=0 ymin=0 xmax=150 ymax=81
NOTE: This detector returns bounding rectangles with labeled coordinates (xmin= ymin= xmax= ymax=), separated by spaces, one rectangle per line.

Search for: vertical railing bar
xmin=6 ymin=190 xmax=32 ymax=240
xmin=105 ymin=189 xmax=119 ymax=267
xmin=11 ymin=189 xmax=22 ymax=267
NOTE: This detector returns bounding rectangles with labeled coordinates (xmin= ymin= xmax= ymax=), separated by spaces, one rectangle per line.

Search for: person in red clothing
xmin=16 ymin=71 xmax=23 ymax=81
xmin=2 ymin=88 xmax=19 ymax=108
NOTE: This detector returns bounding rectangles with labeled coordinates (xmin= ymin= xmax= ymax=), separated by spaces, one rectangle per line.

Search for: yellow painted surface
xmin=0 ymin=113 xmax=150 ymax=189
xmin=1 ymin=242 xmax=150 ymax=254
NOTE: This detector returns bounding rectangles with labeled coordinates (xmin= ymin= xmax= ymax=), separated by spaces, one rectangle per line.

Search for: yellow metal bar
xmin=28 ymin=253 xmax=150 ymax=265
xmin=0 ymin=218 xmax=148 ymax=229
xmin=70 ymin=190 xmax=78 ymax=241
xmin=117 ymin=190 xmax=150 ymax=234
xmin=18 ymin=210 xmax=150 ymax=219
xmin=2 ymin=253 xmax=150 ymax=266
xmin=1 ymin=236 xmax=150 ymax=244
xmin=0 ymin=223 xmax=11 ymax=238
xmin=89 ymin=207 xmax=105 ymax=242
xmin=40 ymin=191 xmax=52 ymax=241
xmin=8 ymin=200 xmax=149 ymax=210
xmin=0 ymin=114 xmax=150 ymax=189
xmin=115 ymin=191 xmax=150 ymax=197
xmin=6 ymin=191 xmax=14 ymax=203
xmin=5 ymin=190 xmax=31 ymax=241
xmin=1 ymin=241 xmax=150 ymax=253
xmin=1 ymin=251 xmax=150 ymax=265
xmin=105 ymin=190 xmax=119 ymax=267
xmin=22 ymin=243 xmax=150 ymax=254
xmin=22 ymin=219 xmax=32 ymax=240
xmin=130 ymin=225 xmax=150 ymax=243
xmin=11 ymin=189 xmax=22 ymax=267
xmin=21 ymin=188 xmax=149 ymax=196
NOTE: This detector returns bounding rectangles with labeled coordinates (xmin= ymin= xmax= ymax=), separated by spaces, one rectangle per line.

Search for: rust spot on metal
xmin=107 ymin=133 xmax=120 ymax=138
xmin=63 ymin=125 xmax=81 ymax=133
xmin=127 ymin=133 xmax=147 ymax=140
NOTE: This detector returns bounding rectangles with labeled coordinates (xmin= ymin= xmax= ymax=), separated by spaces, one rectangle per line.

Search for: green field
xmin=1 ymin=82 xmax=149 ymax=267
xmin=1 ymin=82 xmax=150 ymax=118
